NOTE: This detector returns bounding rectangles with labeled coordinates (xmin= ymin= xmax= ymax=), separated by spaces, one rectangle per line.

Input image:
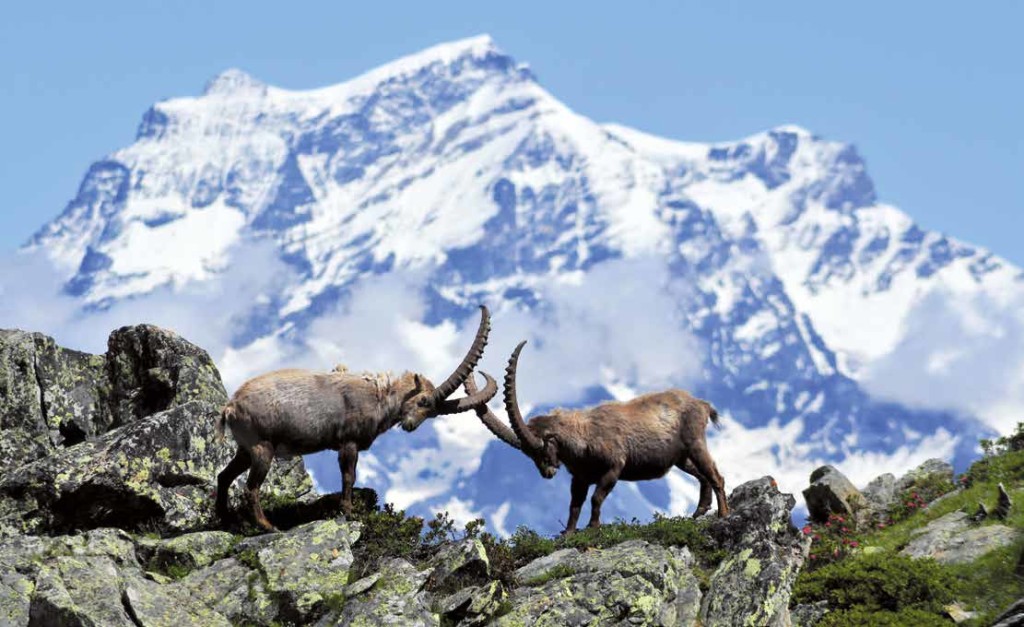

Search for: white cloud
xmin=664 ymin=414 xmax=959 ymax=524
xmin=0 ymin=240 xmax=296 ymax=366
xmin=860 ymin=288 xmax=1024 ymax=436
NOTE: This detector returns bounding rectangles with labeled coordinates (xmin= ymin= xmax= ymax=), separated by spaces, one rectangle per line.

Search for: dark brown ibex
xmin=466 ymin=340 xmax=728 ymax=533
xmin=215 ymin=306 xmax=498 ymax=531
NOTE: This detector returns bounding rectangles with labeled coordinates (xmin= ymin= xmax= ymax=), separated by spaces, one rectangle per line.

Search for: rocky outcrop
xmin=0 ymin=326 xmax=827 ymax=625
xmin=0 ymin=325 xmax=226 ymax=477
xmin=704 ymin=477 xmax=811 ymax=626
xmin=899 ymin=511 xmax=1020 ymax=565
xmin=894 ymin=458 xmax=954 ymax=494
xmin=802 ymin=465 xmax=863 ymax=522
xmin=0 ymin=477 xmax=809 ymax=627
xmin=0 ymin=326 xmax=313 ymax=538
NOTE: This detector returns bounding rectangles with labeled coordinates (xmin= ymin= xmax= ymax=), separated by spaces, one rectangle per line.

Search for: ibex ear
xmin=412 ymin=375 xmax=432 ymax=408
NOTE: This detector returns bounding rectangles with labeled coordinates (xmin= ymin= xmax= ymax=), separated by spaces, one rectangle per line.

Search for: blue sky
xmin=2 ymin=1 xmax=1021 ymax=265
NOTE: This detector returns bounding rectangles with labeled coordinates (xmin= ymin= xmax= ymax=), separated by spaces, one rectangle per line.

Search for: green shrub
xmin=793 ymin=553 xmax=956 ymax=615
xmin=816 ymin=607 xmax=951 ymax=626
xmin=348 ymin=502 xmax=424 ymax=579
xmin=980 ymin=422 xmax=1024 ymax=457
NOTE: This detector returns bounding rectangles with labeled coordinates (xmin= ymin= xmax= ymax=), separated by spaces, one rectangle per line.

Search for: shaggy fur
xmin=466 ymin=342 xmax=729 ymax=534
xmin=215 ymin=307 xmax=496 ymax=531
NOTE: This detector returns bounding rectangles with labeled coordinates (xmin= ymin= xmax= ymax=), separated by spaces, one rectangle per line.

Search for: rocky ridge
xmin=0 ymin=327 xmax=810 ymax=625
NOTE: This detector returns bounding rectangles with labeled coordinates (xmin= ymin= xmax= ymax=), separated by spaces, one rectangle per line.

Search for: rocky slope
xmin=0 ymin=326 xmax=812 ymax=626
xmin=3 ymin=326 xmax=1023 ymax=625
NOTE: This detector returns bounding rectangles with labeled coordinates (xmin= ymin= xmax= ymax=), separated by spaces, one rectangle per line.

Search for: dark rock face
xmin=0 ymin=330 xmax=107 ymax=474
xmin=0 ymin=326 xmax=314 ymax=538
xmin=0 ymin=324 xmax=227 ymax=478
xmin=105 ymin=324 xmax=227 ymax=427
xmin=802 ymin=465 xmax=864 ymax=522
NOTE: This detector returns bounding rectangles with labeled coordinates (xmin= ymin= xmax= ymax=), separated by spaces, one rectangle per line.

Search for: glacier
xmin=21 ymin=34 xmax=1024 ymax=534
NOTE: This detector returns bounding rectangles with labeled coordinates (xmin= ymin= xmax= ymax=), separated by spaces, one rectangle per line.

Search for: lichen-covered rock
xmin=316 ymin=558 xmax=437 ymax=627
xmin=123 ymin=570 xmax=233 ymax=627
xmin=248 ymin=518 xmax=361 ymax=622
xmin=0 ymin=406 xmax=315 ymax=537
xmin=104 ymin=324 xmax=228 ymax=427
xmin=0 ymin=571 xmax=33 ymax=627
xmin=0 ymin=330 xmax=107 ymax=477
xmin=0 ymin=325 xmax=229 ymax=482
xmin=894 ymin=458 xmax=954 ymax=494
xmin=440 ymin=581 xmax=507 ymax=626
xmin=703 ymin=477 xmax=809 ymax=627
xmin=426 ymin=538 xmax=489 ymax=590
xmin=513 ymin=547 xmax=579 ymax=584
xmin=174 ymin=556 xmax=279 ymax=625
xmin=899 ymin=511 xmax=1020 ymax=564
xmin=791 ymin=600 xmax=829 ymax=626
xmin=498 ymin=540 xmax=702 ymax=626
xmin=136 ymin=530 xmax=238 ymax=574
xmin=28 ymin=555 xmax=135 ymax=627
xmin=0 ymin=401 xmax=227 ymax=536
xmin=802 ymin=465 xmax=864 ymax=523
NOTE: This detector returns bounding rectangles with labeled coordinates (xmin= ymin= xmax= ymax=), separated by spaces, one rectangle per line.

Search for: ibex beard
xmin=214 ymin=306 xmax=497 ymax=532
xmin=466 ymin=340 xmax=729 ymax=534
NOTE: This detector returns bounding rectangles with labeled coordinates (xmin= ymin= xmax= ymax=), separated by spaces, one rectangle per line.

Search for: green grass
xmin=523 ymin=564 xmax=577 ymax=586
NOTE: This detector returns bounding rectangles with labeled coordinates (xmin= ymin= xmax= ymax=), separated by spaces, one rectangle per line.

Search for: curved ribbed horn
xmin=431 ymin=305 xmax=491 ymax=403
xmin=504 ymin=341 xmax=543 ymax=453
xmin=463 ymin=373 xmax=521 ymax=449
xmin=434 ymin=371 xmax=498 ymax=416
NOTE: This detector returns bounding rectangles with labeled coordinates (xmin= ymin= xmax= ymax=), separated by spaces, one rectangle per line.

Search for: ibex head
xmin=464 ymin=340 xmax=561 ymax=478
xmin=397 ymin=305 xmax=498 ymax=432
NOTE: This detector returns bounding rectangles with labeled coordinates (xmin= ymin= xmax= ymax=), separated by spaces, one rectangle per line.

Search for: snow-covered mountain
xmin=24 ymin=35 xmax=1024 ymax=534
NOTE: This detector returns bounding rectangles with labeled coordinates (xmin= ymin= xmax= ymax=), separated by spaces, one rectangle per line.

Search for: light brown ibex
xmin=215 ymin=306 xmax=498 ymax=531
xmin=466 ymin=340 xmax=728 ymax=534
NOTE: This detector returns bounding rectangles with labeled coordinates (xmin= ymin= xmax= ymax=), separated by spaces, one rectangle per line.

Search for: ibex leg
xmin=338 ymin=442 xmax=359 ymax=518
xmin=246 ymin=442 xmax=277 ymax=532
xmin=564 ymin=476 xmax=590 ymax=534
xmin=677 ymin=458 xmax=713 ymax=517
xmin=216 ymin=447 xmax=251 ymax=520
xmin=688 ymin=443 xmax=728 ymax=517
xmin=587 ymin=468 xmax=621 ymax=529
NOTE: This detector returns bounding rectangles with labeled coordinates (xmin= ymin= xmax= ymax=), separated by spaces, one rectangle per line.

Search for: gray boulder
xmin=0 ymin=326 xmax=315 ymax=537
xmin=899 ymin=511 xmax=1020 ymax=564
xmin=894 ymin=458 xmax=954 ymax=494
xmin=498 ymin=540 xmax=702 ymax=626
xmin=992 ymin=596 xmax=1024 ymax=627
xmin=802 ymin=465 xmax=864 ymax=522
xmin=316 ymin=558 xmax=437 ymax=627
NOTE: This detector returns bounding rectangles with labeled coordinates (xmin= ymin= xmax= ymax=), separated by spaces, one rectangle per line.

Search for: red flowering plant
xmin=802 ymin=512 xmax=863 ymax=570
xmin=887 ymin=473 xmax=956 ymax=523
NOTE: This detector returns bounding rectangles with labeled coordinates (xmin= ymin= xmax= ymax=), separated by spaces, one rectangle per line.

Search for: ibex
xmin=466 ymin=341 xmax=728 ymax=534
xmin=215 ymin=306 xmax=498 ymax=531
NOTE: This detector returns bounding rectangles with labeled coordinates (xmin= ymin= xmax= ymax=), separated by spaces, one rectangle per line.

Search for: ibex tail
xmin=216 ymin=404 xmax=235 ymax=443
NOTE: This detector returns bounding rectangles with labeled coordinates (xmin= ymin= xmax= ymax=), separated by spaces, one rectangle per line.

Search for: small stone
xmin=944 ymin=602 xmax=978 ymax=623
xmin=972 ymin=502 xmax=990 ymax=523
xmin=995 ymin=483 xmax=1013 ymax=520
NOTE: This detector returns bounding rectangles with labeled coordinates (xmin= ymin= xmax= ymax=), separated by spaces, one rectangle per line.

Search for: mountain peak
xmin=203 ymin=68 xmax=268 ymax=96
